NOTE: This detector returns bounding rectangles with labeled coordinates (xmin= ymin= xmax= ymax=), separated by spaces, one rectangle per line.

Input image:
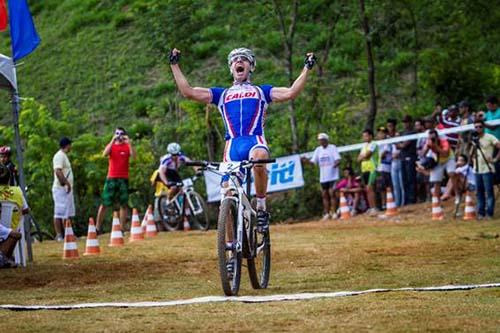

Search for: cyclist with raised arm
xmin=169 ymin=47 xmax=315 ymax=231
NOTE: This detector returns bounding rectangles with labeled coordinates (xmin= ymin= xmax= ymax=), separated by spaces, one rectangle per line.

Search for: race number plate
xmin=182 ymin=178 xmax=193 ymax=187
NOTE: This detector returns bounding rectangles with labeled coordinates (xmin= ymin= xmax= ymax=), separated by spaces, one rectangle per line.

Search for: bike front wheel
xmin=187 ymin=191 xmax=210 ymax=230
xmin=217 ymin=199 xmax=241 ymax=296
xmin=247 ymin=213 xmax=271 ymax=289
xmin=158 ymin=196 xmax=181 ymax=231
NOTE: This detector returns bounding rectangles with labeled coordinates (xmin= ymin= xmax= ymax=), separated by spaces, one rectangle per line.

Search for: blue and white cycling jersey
xmin=210 ymin=82 xmax=273 ymax=140
xmin=158 ymin=153 xmax=190 ymax=171
xmin=210 ymin=82 xmax=273 ymax=162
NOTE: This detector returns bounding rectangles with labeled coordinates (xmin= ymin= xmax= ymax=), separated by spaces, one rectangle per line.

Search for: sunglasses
xmin=115 ymin=131 xmax=125 ymax=136
xmin=475 ymin=126 xmax=483 ymax=129
xmin=229 ymin=55 xmax=251 ymax=64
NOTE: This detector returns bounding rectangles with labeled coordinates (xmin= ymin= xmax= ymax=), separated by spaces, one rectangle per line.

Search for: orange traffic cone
xmin=145 ymin=208 xmax=157 ymax=238
xmin=84 ymin=217 xmax=100 ymax=256
xmin=431 ymin=191 xmax=444 ymax=220
xmin=129 ymin=208 xmax=144 ymax=242
xmin=385 ymin=188 xmax=398 ymax=216
xmin=108 ymin=211 xmax=124 ymax=247
xmin=142 ymin=205 xmax=152 ymax=233
xmin=463 ymin=191 xmax=476 ymax=220
xmin=339 ymin=192 xmax=351 ymax=220
xmin=63 ymin=220 xmax=79 ymax=259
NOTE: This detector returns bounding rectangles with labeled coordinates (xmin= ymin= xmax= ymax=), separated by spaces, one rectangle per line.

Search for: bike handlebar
xmin=186 ymin=159 xmax=276 ymax=168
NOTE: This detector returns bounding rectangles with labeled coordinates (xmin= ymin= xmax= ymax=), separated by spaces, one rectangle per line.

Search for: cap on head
xmin=317 ymin=133 xmax=329 ymax=141
xmin=227 ymin=48 xmax=256 ymax=72
xmin=167 ymin=142 xmax=181 ymax=155
xmin=59 ymin=137 xmax=72 ymax=148
xmin=0 ymin=146 xmax=11 ymax=155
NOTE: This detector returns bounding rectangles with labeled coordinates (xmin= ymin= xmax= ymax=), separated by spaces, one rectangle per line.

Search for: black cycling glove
xmin=304 ymin=54 xmax=317 ymax=70
xmin=169 ymin=49 xmax=181 ymax=65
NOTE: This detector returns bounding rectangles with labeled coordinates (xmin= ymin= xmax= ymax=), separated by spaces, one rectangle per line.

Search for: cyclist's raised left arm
xmin=271 ymin=52 xmax=315 ymax=103
xmin=169 ymin=48 xmax=211 ymax=104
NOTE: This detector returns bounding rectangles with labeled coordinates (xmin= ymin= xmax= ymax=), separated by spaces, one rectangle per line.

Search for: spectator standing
xmin=397 ymin=115 xmax=417 ymax=204
xmin=357 ymin=129 xmax=378 ymax=214
xmin=375 ymin=127 xmax=392 ymax=210
xmin=471 ymin=120 xmax=500 ymax=219
xmin=421 ymin=129 xmax=456 ymax=208
xmin=96 ymin=128 xmax=136 ymax=232
xmin=52 ymin=137 xmax=74 ymax=242
xmin=415 ymin=119 xmax=431 ymax=202
xmin=0 ymin=163 xmax=28 ymax=268
xmin=456 ymin=101 xmax=475 ymax=155
xmin=0 ymin=146 xmax=18 ymax=186
xmin=303 ymin=133 xmax=341 ymax=220
xmin=478 ymin=96 xmax=500 ymax=184
xmin=387 ymin=118 xmax=404 ymax=206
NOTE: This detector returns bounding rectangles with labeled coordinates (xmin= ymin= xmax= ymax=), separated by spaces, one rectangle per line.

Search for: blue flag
xmin=8 ymin=0 xmax=40 ymax=62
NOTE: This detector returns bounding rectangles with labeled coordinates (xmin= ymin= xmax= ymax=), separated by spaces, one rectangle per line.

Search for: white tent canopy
xmin=0 ymin=54 xmax=17 ymax=92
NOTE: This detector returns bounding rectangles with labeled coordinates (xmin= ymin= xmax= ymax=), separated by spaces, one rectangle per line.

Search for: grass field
xmin=1 ymin=203 xmax=499 ymax=332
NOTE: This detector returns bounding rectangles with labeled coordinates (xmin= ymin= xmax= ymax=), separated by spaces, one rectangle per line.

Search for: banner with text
xmin=204 ymin=154 xmax=304 ymax=203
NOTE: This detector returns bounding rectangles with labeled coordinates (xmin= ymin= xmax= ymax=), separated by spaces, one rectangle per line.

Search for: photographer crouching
xmin=417 ymin=129 xmax=457 ymax=209
xmin=470 ymin=119 xmax=500 ymax=219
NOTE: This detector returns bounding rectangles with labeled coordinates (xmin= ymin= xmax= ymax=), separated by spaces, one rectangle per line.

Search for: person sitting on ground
xmin=420 ymin=129 xmax=457 ymax=206
xmin=302 ymin=133 xmax=341 ymax=220
xmin=375 ymin=127 xmax=392 ymax=210
xmin=0 ymin=163 xmax=28 ymax=268
xmin=335 ymin=167 xmax=365 ymax=216
xmin=357 ymin=129 xmax=378 ymax=214
xmin=0 ymin=146 xmax=19 ymax=186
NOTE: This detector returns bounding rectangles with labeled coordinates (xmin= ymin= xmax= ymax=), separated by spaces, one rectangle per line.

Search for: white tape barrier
xmin=1 ymin=282 xmax=498 ymax=311
xmin=303 ymin=118 xmax=500 ymax=157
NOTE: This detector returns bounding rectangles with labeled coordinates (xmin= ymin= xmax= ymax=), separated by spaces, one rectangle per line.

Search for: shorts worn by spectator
xmin=96 ymin=128 xmax=136 ymax=232
xmin=303 ymin=133 xmax=341 ymax=219
xmin=52 ymin=137 xmax=74 ymax=242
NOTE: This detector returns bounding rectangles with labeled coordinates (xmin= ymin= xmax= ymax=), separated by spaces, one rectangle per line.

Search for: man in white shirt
xmin=52 ymin=137 xmax=75 ymax=242
xmin=303 ymin=133 xmax=341 ymax=220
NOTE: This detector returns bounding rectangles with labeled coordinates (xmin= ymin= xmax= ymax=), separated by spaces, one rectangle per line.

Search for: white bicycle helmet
xmin=227 ymin=48 xmax=256 ymax=72
xmin=167 ymin=142 xmax=181 ymax=155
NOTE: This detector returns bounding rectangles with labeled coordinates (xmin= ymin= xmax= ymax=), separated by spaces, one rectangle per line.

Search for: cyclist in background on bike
xmin=158 ymin=143 xmax=192 ymax=199
xmin=169 ymin=47 xmax=315 ymax=231
xmin=0 ymin=146 xmax=19 ymax=186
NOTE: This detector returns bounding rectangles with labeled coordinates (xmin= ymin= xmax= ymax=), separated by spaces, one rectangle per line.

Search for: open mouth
xmin=236 ymin=65 xmax=245 ymax=73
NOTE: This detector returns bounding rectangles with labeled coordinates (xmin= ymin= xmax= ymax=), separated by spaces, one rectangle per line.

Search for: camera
xmin=417 ymin=157 xmax=437 ymax=170
xmin=471 ymin=130 xmax=480 ymax=144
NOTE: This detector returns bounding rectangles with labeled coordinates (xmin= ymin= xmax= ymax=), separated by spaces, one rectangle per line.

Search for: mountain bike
xmin=187 ymin=159 xmax=275 ymax=296
xmin=157 ymin=175 xmax=210 ymax=231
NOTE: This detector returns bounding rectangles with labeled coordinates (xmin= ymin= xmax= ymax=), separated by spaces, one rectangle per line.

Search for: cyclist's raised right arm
xmin=169 ymin=48 xmax=211 ymax=104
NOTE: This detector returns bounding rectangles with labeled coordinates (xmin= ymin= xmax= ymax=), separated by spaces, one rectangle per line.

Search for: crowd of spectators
xmin=307 ymin=95 xmax=500 ymax=220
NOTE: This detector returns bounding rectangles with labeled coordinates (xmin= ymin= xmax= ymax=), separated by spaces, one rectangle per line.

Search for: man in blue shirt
xmin=169 ymin=47 xmax=315 ymax=231
xmin=478 ymin=96 xmax=500 ymax=183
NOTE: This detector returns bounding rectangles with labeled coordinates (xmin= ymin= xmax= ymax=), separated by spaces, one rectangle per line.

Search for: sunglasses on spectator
xmin=115 ymin=131 xmax=125 ymax=136
xmin=475 ymin=126 xmax=483 ymax=129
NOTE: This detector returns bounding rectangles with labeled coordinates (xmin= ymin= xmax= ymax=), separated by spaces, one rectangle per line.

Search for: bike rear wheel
xmin=187 ymin=191 xmax=210 ymax=230
xmin=247 ymin=213 xmax=271 ymax=289
xmin=217 ymin=199 xmax=241 ymax=296
xmin=158 ymin=196 xmax=181 ymax=231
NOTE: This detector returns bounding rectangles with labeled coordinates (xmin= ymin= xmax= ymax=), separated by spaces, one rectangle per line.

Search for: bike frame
xmin=163 ymin=176 xmax=202 ymax=219
xmin=219 ymin=165 xmax=256 ymax=257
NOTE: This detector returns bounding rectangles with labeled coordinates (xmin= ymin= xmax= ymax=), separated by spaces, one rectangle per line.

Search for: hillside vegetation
xmin=0 ymin=0 xmax=498 ymax=231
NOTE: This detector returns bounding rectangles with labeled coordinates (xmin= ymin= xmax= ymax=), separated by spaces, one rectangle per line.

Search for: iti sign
xmin=204 ymin=154 xmax=304 ymax=203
